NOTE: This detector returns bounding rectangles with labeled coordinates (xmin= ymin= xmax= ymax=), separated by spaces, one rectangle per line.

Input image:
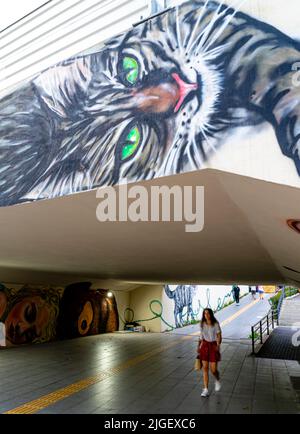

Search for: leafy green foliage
xmin=269 ymin=287 xmax=299 ymax=310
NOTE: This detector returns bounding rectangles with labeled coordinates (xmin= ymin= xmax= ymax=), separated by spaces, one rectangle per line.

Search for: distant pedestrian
xmin=258 ymin=286 xmax=265 ymax=300
xmin=250 ymin=286 xmax=256 ymax=300
xmin=198 ymin=308 xmax=222 ymax=398
xmin=232 ymin=285 xmax=241 ymax=305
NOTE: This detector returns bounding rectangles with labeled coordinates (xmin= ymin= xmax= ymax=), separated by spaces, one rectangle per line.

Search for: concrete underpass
xmin=0 ymin=292 xmax=299 ymax=415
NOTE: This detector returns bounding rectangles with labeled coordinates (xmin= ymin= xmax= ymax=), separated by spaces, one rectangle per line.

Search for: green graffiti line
xmin=122 ymin=288 xmax=239 ymax=331
xmin=121 ymin=301 xmax=176 ymax=331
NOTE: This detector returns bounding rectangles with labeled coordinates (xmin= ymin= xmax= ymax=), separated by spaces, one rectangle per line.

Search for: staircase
xmin=279 ymin=295 xmax=300 ymax=326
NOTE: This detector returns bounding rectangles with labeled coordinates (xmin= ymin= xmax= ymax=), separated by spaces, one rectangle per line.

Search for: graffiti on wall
xmin=57 ymin=282 xmax=119 ymax=340
xmin=0 ymin=0 xmax=300 ymax=206
xmin=165 ymin=285 xmax=196 ymax=328
xmin=164 ymin=284 xmax=246 ymax=328
xmin=0 ymin=282 xmax=119 ymax=347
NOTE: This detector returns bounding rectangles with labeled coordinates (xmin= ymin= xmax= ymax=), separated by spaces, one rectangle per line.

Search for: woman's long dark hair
xmin=201 ymin=308 xmax=218 ymax=327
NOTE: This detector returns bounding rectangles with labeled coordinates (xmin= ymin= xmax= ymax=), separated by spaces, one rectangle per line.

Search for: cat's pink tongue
xmin=172 ymin=73 xmax=198 ymax=113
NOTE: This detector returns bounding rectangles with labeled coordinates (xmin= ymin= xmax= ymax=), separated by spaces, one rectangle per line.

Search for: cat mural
xmin=0 ymin=0 xmax=300 ymax=206
xmin=165 ymin=284 xmax=196 ymax=328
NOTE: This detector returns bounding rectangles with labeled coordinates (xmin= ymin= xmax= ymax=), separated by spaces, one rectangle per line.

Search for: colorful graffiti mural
xmin=0 ymin=282 xmax=119 ymax=347
xmin=0 ymin=0 xmax=300 ymax=206
xmin=163 ymin=284 xmax=249 ymax=329
xmin=57 ymin=282 xmax=119 ymax=340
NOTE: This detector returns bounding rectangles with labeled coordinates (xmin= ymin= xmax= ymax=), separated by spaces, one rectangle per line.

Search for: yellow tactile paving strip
xmin=4 ymin=339 xmax=182 ymax=414
xmin=4 ymin=299 xmax=258 ymax=414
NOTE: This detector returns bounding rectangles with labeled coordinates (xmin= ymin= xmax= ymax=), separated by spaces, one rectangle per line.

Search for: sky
xmin=0 ymin=0 xmax=49 ymax=32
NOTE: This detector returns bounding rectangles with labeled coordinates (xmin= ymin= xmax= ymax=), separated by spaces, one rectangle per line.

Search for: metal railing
xmin=251 ymin=308 xmax=277 ymax=355
xmin=277 ymin=286 xmax=286 ymax=321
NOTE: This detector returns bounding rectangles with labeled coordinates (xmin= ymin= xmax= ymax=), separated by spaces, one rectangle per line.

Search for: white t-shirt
xmin=200 ymin=322 xmax=222 ymax=342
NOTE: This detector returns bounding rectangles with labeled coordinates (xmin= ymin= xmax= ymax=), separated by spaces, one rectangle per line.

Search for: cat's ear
xmin=33 ymin=58 xmax=92 ymax=119
xmin=105 ymin=38 xmax=123 ymax=50
xmin=104 ymin=25 xmax=141 ymax=51
xmin=104 ymin=32 xmax=129 ymax=51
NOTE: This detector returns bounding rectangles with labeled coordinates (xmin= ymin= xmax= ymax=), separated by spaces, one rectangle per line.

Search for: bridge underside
xmin=0 ymin=169 xmax=300 ymax=288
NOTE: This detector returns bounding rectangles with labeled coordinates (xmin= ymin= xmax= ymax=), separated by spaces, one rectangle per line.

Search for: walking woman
xmin=198 ymin=308 xmax=222 ymax=397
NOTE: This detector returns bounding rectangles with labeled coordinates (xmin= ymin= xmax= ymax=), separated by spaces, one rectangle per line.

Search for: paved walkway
xmin=0 ymin=328 xmax=299 ymax=414
xmin=170 ymin=294 xmax=272 ymax=340
xmin=280 ymin=295 xmax=300 ymax=326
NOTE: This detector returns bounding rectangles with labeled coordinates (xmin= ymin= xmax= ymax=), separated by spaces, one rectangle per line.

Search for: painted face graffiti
xmin=5 ymin=295 xmax=53 ymax=345
xmin=0 ymin=283 xmax=119 ymax=347
xmin=56 ymin=282 xmax=119 ymax=340
xmin=0 ymin=0 xmax=300 ymax=206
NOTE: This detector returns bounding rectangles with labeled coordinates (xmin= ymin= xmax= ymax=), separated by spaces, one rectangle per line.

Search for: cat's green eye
xmin=122 ymin=56 xmax=139 ymax=85
xmin=121 ymin=126 xmax=141 ymax=161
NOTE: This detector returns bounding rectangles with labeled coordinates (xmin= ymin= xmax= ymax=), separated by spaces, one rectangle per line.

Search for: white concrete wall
xmin=128 ymin=284 xmax=163 ymax=333
xmin=111 ymin=289 xmax=130 ymax=331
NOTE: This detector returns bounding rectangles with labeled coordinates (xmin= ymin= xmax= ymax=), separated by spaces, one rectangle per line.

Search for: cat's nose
xmin=133 ymin=74 xmax=198 ymax=114
xmin=133 ymin=82 xmax=180 ymax=114
xmin=171 ymin=73 xmax=198 ymax=113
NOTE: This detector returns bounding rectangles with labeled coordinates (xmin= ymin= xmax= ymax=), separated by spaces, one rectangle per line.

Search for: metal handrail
xmin=251 ymin=308 xmax=277 ymax=355
xmin=277 ymin=286 xmax=286 ymax=322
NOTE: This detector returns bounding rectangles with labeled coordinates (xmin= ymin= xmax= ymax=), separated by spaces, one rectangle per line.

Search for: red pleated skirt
xmin=198 ymin=340 xmax=221 ymax=363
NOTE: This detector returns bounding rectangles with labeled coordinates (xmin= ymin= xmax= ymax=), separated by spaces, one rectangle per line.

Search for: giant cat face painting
xmin=0 ymin=0 xmax=300 ymax=206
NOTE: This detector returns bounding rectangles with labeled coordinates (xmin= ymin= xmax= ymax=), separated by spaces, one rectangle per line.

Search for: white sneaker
xmin=201 ymin=388 xmax=209 ymax=398
xmin=215 ymin=381 xmax=222 ymax=392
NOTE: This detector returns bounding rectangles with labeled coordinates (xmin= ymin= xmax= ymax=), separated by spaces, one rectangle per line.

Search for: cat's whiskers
xmin=203 ymin=0 xmax=249 ymax=52
xmin=189 ymin=135 xmax=203 ymax=169
xmin=188 ymin=1 xmax=225 ymax=55
xmin=199 ymin=124 xmax=218 ymax=155
xmin=199 ymin=2 xmax=243 ymax=52
xmin=203 ymin=14 xmax=234 ymax=52
xmin=175 ymin=6 xmax=184 ymax=55
xmin=202 ymin=43 xmax=230 ymax=59
xmin=191 ymin=136 xmax=198 ymax=166
xmin=173 ymin=119 xmax=185 ymax=146
xmin=185 ymin=0 xmax=210 ymax=54
xmin=188 ymin=0 xmax=247 ymax=55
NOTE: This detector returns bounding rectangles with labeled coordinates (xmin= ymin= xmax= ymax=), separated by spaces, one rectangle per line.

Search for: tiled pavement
xmin=0 ymin=331 xmax=299 ymax=414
